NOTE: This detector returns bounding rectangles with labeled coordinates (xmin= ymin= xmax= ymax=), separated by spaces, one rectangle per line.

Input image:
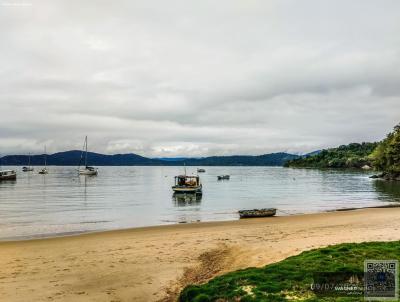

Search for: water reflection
xmin=373 ymin=180 xmax=400 ymax=202
xmin=172 ymin=193 xmax=202 ymax=206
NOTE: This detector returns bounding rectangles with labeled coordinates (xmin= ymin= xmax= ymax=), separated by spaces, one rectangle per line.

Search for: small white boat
xmin=0 ymin=169 xmax=17 ymax=181
xmin=217 ymin=175 xmax=230 ymax=180
xmin=172 ymin=175 xmax=202 ymax=194
xmin=38 ymin=146 xmax=48 ymax=174
xmin=78 ymin=136 xmax=98 ymax=176
xmin=197 ymin=168 xmax=206 ymax=173
xmin=79 ymin=166 xmax=98 ymax=175
xmin=38 ymin=168 xmax=48 ymax=175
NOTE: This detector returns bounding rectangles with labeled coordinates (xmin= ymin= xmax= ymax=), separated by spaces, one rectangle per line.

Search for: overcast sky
xmin=1 ymin=0 xmax=399 ymax=157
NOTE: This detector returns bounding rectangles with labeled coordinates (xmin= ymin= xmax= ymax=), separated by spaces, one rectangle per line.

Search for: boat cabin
xmin=174 ymin=175 xmax=200 ymax=187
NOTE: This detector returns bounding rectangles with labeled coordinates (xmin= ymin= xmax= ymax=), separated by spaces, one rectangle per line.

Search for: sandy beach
xmin=1 ymin=208 xmax=400 ymax=302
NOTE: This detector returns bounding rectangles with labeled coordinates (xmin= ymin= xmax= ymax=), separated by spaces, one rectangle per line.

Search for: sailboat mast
xmin=28 ymin=153 xmax=31 ymax=167
xmin=85 ymin=136 xmax=88 ymax=167
xmin=44 ymin=146 xmax=47 ymax=167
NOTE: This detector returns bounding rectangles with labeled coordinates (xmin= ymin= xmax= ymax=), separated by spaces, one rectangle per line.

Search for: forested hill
xmin=180 ymin=153 xmax=299 ymax=166
xmin=0 ymin=151 xmax=159 ymax=166
xmin=0 ymin=151 xmax=299 ymax=166
xmin=284 ymin=142 xmax=378 ymax=168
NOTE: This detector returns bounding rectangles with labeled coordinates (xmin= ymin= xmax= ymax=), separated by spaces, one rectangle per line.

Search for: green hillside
xmin=284 ymin=142 xmax=378 ymax=169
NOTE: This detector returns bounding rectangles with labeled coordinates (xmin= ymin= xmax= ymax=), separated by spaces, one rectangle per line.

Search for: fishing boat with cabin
xmin=0 ymin=170 xmax=16 ymax=181
xmin=172 ymin=175 xmax=202 ymax=194
xmin=0 ymin=155 xmax=17 ymax=180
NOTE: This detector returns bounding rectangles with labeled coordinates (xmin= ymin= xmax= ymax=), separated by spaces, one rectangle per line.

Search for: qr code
xmin=364 ymin=260 xmax=398 ymax=301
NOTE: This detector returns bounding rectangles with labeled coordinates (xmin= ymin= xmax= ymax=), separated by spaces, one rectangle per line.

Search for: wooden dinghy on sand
xmin=238 ymin=208 xmax=277 ymax=218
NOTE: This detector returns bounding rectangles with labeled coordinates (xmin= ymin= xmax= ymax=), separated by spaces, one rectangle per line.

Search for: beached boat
xmin=22 ymin=153 xmax=34 ymax=172
xmin=217 ymin=175 xmax=230 ymax=180
xmin=172 ymin=175 xmax=202 ymax=194
xmin=238 ymin=208 xmax=276 ymax=218
xmin=78 ymin=136 xmax=98 ymax=176
xmin=0 ymin=169 xmax=17 ymax=181
xmin=38 ymin=146 xmax=48 ymax=174
xmin=197 ymin=168 xmax=206 ymax=173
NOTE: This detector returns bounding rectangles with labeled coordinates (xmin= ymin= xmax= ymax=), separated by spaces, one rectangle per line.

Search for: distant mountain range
xmin=0 ymin=150 xmax=300 ymax=166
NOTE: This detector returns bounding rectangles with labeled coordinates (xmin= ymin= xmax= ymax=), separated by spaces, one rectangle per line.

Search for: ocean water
xmin=0 ymin=166 xmax=399 ymax=240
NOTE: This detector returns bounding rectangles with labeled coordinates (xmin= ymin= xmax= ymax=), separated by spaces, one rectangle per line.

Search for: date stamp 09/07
xmin=311 ymin=260 xmax=398 ymax=300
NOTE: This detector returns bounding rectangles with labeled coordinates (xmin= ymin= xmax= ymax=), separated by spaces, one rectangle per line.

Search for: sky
xmin=1 ymin=0 xmax=399 ymax=157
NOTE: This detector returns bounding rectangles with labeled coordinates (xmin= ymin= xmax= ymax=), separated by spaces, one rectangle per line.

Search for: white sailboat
xmin=38 ymin=146 xmax=48 ymax=174
xmin=22 ymin=153 xmax=34 ymax=172
xmin=78 ymin=136 xmax=98 ymax=176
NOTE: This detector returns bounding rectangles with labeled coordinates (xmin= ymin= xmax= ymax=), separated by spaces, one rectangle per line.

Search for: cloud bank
xmin=1 ymin=0 xmax=399 ymax=156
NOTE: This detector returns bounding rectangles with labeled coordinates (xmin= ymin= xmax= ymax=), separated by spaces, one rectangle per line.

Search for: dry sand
xmin=1 ymin=208 xmax=400 ymax=302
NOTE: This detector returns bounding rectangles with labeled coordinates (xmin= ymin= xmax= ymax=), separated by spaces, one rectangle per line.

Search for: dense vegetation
xmin=179 ymin=241 xmax=400 ymax=302
xmin=182 ymin=153 xmax=299 ymax=166
xmin=371 ymin=123 xmax=400 ymax=178
xmin=284 ymin=142 xmax=378 ymax=169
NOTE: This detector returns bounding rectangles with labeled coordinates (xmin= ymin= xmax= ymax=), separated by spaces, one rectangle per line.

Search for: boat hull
xmin=79 ymin=169 xmax=98 ymax=176
xmin=172 ymin=186 xmax=202 ymax=194
xmin=0 ymin=174 xmax=16 ymax=181
xmin=238 ymin=208 xmax=276 ymax=218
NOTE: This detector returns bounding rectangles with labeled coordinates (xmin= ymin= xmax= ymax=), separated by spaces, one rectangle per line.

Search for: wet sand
xmin=1 ymin=207 xmax=400 ymax=302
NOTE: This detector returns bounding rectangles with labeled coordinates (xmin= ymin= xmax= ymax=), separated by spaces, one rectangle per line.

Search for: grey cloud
xmin=1 ymin=0 xmax=400 ymax=157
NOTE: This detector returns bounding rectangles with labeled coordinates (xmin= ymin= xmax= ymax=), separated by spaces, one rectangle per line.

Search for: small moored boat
xmin=0 ymin=169 xmax=17 ymax=181
xmin=217 ymin=175 xmax=230 ymax=180
xmin=172 ymin=175 xmax=202 ymax=194
xmin=78 ymin=136 xmax=98 ymax=176
xmin=38 ymin=146 xmax=48 ymax=174
xmin=238 ymin=208 xmax=276 ymax=218
xmin=22 ymin=153 xmax=34 ymax=172
xmin=197 ymin=168 xmax=206 ymax=173
xmin=38 ymin=168 xmax=48 ymax=174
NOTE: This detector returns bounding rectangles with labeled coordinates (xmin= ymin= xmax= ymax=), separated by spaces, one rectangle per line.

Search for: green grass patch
xmin=179 ymin=241 xmax=400 ymax=301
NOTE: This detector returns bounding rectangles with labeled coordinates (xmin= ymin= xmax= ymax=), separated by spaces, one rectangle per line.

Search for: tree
xmin=371 ymin=123 xmax=400 ymax=174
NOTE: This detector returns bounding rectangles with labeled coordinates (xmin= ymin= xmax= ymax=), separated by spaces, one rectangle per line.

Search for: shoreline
xmin=1 ymin=203 xmax=400 ymax=243
xmin=1 ymin=207 xmax=400 ymax=301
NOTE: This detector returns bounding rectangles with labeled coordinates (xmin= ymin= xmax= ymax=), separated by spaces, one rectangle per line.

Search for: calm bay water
xmin=0 ymin=166 xmax=399 ymax=240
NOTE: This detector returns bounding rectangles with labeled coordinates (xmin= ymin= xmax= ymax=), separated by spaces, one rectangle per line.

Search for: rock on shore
xmin=370 ymin=172 xmax=400 ymax=181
